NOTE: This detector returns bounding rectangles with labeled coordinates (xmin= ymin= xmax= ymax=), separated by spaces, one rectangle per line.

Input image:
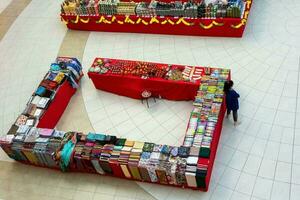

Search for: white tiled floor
xmin=1 ymin=0 xmax=300 ymax=199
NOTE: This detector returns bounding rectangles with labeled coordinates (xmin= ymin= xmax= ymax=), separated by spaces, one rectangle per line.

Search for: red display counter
xmin=60 ymin=1 xmax=253 ymax=37
xmin=88 ymin=59 xmax=201 ymax=101
xmin=37 ymin=80 xmax=77 ymax=129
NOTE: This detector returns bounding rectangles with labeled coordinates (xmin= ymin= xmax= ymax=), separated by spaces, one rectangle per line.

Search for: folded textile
xmin=24 ymin=127 xmax=39 ymax=143
xmin=143 ymin=142 xmax=154 ymax=152
xmin=15 ymin=115 xmax=28 ymax=126
xmin=39 ymin=129 xmax=54 ymax=137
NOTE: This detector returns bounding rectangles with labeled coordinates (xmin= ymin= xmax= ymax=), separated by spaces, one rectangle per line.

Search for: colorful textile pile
xmin=89 ymin=58 xmax=204 ymax=82
xmin=61 ymin=0 xmax=244 ymax=19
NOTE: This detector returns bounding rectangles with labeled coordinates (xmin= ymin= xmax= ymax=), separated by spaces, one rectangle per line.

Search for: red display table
xmin=88 ymin=58 xmax=201 ymax=101
xmin=60 ymin=1 xmax=253 ymax=37
xmin=37 ymin=80 xmax=77 ymax=129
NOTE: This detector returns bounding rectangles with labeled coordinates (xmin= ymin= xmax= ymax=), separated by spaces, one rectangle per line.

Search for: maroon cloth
xmin=61 ymin=14 xmax=246 ymax=37
xmin=88 ymin=72 xmax=200 ymax=101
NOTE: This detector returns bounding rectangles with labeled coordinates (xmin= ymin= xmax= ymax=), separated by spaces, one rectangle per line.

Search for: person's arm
xmin=234 ymin=90 xmax=240 ymax=98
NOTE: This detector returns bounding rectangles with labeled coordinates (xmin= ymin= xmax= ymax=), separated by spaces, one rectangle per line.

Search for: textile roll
xmin=147 ymin=166 xmax=158 ymax=182
xmin=185 ymin=172 xmax=197 ymax=188
xmin=99 ymin=159 xmax=113 ymax=174
xmin=156 ymin=168 xmax=168 ymax=184
xmin=120 ymin=164 xmax=132 ymax=178
xmin=109 ymin=161 xmax=124 ymax=177
xmin=138 ymin=166 xmax=151 ymax=182
xmin=128 ymin=164 xmax=142 ymax=180
xmin=91 ymin=159 xmax=105 ymax=175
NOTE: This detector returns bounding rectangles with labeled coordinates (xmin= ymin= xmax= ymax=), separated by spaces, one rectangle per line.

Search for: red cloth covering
xmin=61 ymin=14 xmax=246 ymax=38
xmin=88 ymin=72 xmax=200 ymax=100
xmin=87 ymin=58 xmax=203 ymax=100
xmin=37 ymin=80 xmax=77 ymax=129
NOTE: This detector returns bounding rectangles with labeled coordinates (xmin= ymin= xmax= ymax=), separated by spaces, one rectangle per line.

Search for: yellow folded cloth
xmin=133 ymin=141 xmax=144 ymax=149
xmin=54 ymin=72 xmax=65 ymax=84
xmin=125 ymin=140 xmax=134 ymax=147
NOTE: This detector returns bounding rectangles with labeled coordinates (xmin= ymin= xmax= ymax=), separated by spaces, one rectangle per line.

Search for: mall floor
xmin=0 ymin=0 xmax=300 ymax=200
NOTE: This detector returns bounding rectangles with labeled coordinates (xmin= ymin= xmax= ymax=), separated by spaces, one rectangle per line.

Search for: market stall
xmin=60 ymin=0 xmax=253 ymax=37
xmin=0 ymin=57 xmax=230 ymax=191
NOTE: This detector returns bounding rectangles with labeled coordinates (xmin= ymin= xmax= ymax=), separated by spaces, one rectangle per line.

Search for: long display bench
xmin=60 ymin=0 xmax=253 ymax=37
xmin=88 ymin=58 xmax=201 ymax=100
xmin=0 ymin=57 xmax=230 ymax=191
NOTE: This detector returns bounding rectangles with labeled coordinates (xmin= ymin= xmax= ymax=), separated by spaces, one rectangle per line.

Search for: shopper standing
xmin=224 ymin=80 xmax=240 ymax=126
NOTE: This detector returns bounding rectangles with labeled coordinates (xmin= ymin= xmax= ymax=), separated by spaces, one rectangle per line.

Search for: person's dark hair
xmin=224 ymin=80 xmax=233 ymax=94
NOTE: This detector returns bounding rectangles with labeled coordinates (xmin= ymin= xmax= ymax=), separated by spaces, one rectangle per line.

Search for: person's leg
xmin=226 ymin=109 xmax=231 ymax=118
xmin=233 ymin=110 xmax=239 ymax=126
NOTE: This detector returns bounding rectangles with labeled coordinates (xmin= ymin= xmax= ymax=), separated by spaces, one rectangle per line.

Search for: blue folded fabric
xmin=50 ymin=63 xmax=61 ymax=71
xmin=47 ymin=72 xmax=58 ymax=81
xmin=87 ymin=132 xmax=96 ymax=142
xmin=35 ymin=86 xmax=46 ymax=96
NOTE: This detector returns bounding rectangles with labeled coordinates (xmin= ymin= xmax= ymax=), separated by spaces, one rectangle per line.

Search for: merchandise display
xmin=60 ymin=0 xmax=252 ymax=37
xmin=88 ymin=58 xmax=204 ymax=100
xmin=0 ymin=57 xmax=229 ymax=191
xmin=61 ymin=0 xmax=243 ymax=18
xmin=89 ymin=58 xmax=203 ymax=81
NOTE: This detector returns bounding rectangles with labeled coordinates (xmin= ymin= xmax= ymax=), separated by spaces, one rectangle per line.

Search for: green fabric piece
xmin=143 ymin=142 xmax=154 ymax=152
xmin=116 ymin=138 xmax=126 ymax=146
xmin=60 ymin=140 xmax=75 ymax=172
xmin=199 ymin=147 xmax=210 ymax=158
xmin=195 ymin=173 xmax=206 ymax=188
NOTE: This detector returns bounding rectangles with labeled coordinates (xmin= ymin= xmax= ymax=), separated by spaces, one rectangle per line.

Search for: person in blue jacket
xmin=224 ymin=80 xmax=240 ymax=126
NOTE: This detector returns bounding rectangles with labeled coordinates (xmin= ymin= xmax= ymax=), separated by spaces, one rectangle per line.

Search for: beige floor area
xmin=0 ymin=161 xmax=155 ymax=200
xmin=0 ymin=1 xmax=156 ymax=200
xmin=0 ymin=0 xmax=31 ymax=40
xmin=56 ymin=30 xmax=93 ymax=133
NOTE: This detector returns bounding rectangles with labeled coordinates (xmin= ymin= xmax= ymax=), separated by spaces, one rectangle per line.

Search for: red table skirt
xmin=37 ymin=80 xmax=77 ymax=129
xmin=61 ymin=14 xmax=247 ymax=37
xmin=88 ymin=72 xmax=199 ymax=101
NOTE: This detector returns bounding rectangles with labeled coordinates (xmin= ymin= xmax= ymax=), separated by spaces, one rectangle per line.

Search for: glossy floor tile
xmin=0 ymin=0 xmax=300 ymax=199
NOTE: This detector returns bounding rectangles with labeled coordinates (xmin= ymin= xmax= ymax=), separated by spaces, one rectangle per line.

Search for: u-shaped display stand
xmin=0 ymin=57 xmax=230 ymax=191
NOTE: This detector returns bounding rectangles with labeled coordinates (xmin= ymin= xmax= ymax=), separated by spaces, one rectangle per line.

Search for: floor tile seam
xmin=241 ymin=46 xmax=292 ymax=200
xmin=222 ymin=142 xmax=292 ymax=164
xmin=219 ymin=44 xmax=294 ymax=197
xmin=289 ymin=56 xmax=300 ymax=200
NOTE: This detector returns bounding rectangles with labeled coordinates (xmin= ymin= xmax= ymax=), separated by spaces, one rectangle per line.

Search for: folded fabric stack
xmin=91 ymin=142 xmax=105 ymax=174
xmin=116 ymin=2 xmax=136 ymax=15
xmin=15 ymin=57 xmax=83 ymax=131
xmin=1 ymin=127 xmax=227 ymax=189
xmin=109 ymin=141 xmax=124 ymax=177
xmin=2 ymin=126 xmax=68 ymax=168
xmin=61 ymin=0 xmax=244 ymax=18
xmin=128 ymin=141 xmax=144 ymax=180
xmin=119 ymin=140 xmax=133 ymax=178
xmin=181 ymin=68 xmax=230 ymax=187
xmin=99 ymin=143 xmax=114 ymax=174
